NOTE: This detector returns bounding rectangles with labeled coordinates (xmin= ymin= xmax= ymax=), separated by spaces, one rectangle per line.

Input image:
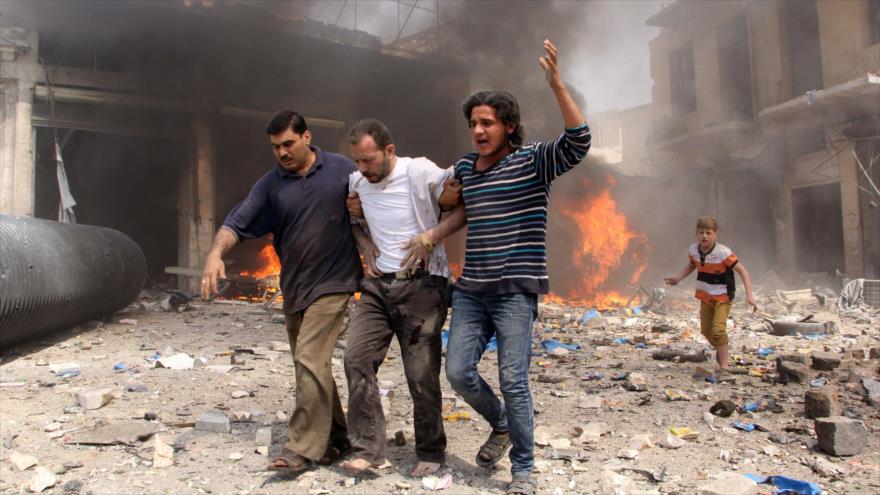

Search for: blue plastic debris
xmin=635 ymin=343 xmax=647 ymax=349
xmin=631 ymin=307 xmax=642 ymax=315
xmin=743 ymin=474 xmax=822 ymax=495
xmin=757 ymin=348 xmax=775 ymax=357
xmin=612 ymin=337 xmax=631 ymax=345
xmin=741 ymin=402 xmax=761 ymax=413
xmin=610 ymin=372 xmax=630 ymax=381
xmin=541 ymin=340 xmax=580 ymax=353
xmin=113 ymin=363 xmax=128 ymax=373
xmin=581 ymin=309 xmax=600 ymax=323
xmin=145 ymin=352 xmax=161 ymax=364
xmin=731 ymin=421 xmax=769 ymax=432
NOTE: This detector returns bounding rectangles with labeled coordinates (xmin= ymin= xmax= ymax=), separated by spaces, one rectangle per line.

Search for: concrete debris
xmin=10 ymin=451 xmax=39 ymax=471
xmin=73 ymin=388 xmax=114 ymax=410
xmin=815 ymin=416 xmax=868 ymax=456
xmin=195 ymin=410 xmax=231 ymax=433
xmin=155 ymin=353 xmax=195 ymax=370
xmin=697 ymin=471 xmax=758 ymax=495
xmin=810 ymin=351 xmax=841 ymax=370
xmin=652 ymin=347 xmax=707 ymax=362
xmin=28 ymin=466 xmax=56 ymax=493
xmin=804 ymin=387 xmax=842 ymax=419
xmin=153 ymin=434 xmax=174 ymax=468
xmin=776 ymin=358 xmax=810 ymax=384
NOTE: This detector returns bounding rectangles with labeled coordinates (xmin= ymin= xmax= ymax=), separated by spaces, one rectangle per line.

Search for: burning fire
xmin=448 ymin=261 xmax=463 ymax=279
xmin=548 ymin=175 xmax=649 ymax=309
xmin=240 ymin=244 xmax=281 ymax=279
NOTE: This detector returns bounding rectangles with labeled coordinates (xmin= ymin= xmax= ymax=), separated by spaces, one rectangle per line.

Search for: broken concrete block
xmin=65 ymin=421 xmax=160 ymax=445
xmin=869 ymin=347 xmax=880 ymax=360
xmin=660 ymin=433 xmax=685 ymax=449
xmin=698 ymin=471 xmax=758 ymax=495
xmin=778 ymin=354 xmax=808 ymax=364
xmin=254 ymin=427 xmax=272 ymax=446
xmin=777 ymin=358 xmax=810 ymax=384
xmin=195 ymin=410 xmax=230 ymax=433
xmin=847 ymin=348 xmax=866 ymax=360
xmin=74 ymin=388 xmax=114 ymax=410
xmin=769 ymin=320 xmax=828 ymax=337
xmin=28 ymin=466 xmax=57 ymax=493
xmin=152 ymin=435 xmax=173 ymax=468
xmin=10 ymin=451 xmax=38 ymax=471
xmin=805 ymin=387 xmax=842 ymax=419
xmin=652 ymin=347 xmax=707 ymax=363
xmin=861 ymin=379 xmax=880 ymax=407
xmin=155 ymin=353 xmax=194 ymax=370
xmin=815 ymin=416 xmax=868 ymax=456
xmin=811 ymin=351 xmax=841 ymax=371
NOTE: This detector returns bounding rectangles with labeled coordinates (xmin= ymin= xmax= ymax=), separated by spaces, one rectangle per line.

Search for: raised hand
xmin=538 ymin=39 xmax=562 ymax=88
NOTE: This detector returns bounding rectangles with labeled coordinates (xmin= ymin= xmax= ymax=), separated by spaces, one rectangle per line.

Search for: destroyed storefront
xmin=0 ymin=0 xmax=468 ymax=299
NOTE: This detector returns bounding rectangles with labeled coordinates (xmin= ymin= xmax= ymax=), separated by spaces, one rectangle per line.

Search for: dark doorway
xmin=792 ymin=183 xmax=844 ymax=275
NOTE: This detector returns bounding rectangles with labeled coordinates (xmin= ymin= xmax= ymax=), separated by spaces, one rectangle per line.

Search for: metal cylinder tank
xmin=0 ymin=214 xmax=147 ymax=348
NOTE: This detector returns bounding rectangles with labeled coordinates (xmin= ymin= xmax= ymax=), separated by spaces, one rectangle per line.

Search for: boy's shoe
xmin=714 ymin=369 xmax=736 ymax=383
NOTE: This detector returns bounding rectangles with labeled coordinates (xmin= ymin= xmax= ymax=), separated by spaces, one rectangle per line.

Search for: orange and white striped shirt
xmin=688 ymin=242 xmax=738 ymax=303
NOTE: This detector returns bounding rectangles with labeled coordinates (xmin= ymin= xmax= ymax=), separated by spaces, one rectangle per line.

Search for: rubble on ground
xmin=1 ymin=284 xmax=878 ymax=494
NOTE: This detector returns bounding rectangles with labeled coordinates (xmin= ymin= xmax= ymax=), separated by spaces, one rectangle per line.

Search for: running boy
xmin=665 ymin=216 xmax=756 ymax=377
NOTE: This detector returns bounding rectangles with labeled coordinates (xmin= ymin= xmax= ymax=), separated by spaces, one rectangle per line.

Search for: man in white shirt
xmin=339 ymin=119 xmax=454 ymax=477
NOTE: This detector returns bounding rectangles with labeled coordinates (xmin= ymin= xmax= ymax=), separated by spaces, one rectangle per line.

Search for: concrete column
xmin=837 ymin=141 xmax=864 ymax=278
xmin=178 ymin=111 xmax=216 ymax=292
xmin=0 ymin=28 xmax=38 ymax=216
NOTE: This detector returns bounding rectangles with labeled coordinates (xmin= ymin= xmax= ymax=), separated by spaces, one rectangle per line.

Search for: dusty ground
xmin=1 ymin=288 xmax=879 ymax=495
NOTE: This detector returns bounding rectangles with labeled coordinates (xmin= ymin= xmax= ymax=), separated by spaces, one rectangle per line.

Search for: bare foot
xmin=339 ymin=458 xmax=374 ymax=473
xmin=410 ymin=461 xmax=440 ymax=477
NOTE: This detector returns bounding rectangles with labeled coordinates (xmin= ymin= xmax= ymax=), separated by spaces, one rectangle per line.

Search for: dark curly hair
xmin=462 ymin=90 xmax=524 ymax=147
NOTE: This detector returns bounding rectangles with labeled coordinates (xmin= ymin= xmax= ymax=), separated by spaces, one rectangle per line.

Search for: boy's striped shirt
xmin=688 ymin=242 xmax=738 ymax=303
xmin=453 ymin=123 xmax=591 ymax=296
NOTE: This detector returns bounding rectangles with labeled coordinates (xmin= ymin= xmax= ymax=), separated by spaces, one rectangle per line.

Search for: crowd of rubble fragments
xmin=1 ymin=281 xmax=878 ymax=495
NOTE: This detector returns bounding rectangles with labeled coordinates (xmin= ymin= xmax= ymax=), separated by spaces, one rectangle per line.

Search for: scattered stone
xmin=62 ymin=479 xmax=83 ymax=493
xmin=62 ymin=406 xmax=83 ymax=415
xmin=652 ymin=347 xmax=707 ymax=362
xmin=10 ymin=451 xmax=39 ymax=471
xmin=710 ymin=400 xmax=736 ymax=417
xmin=869 ymin=347 xmax=880 ymax=360
xmin=74 ymin=388 xmax=114 ymax=410
xmin=395 ymin=481 xmax=412 ymax=490
xmin=660 ymin=433 xmax=685 ymax=449
xmin=762 ymin=445 xmax=780 ymax=456
xmin=578 ymin=396 xmax=603 ymax=409
xmin=125 ymin=384 xmax=148 ymax=393
xmin=28 ymin=466 xmax=57 ymax=493
xmin=537 ymin=373 xmax=567 ymax=383
xmin=616 ymin=448 xmax=639 ymax=459
xmin=3 ymin=432 xmax=19 ymax=449
xmin=394 ymin=430 xmax=406 ymax=446
xmin=153 ymin=435 xmax=174 ymax=468
xmin=62 ymin=461 xmax=83 ymax=471
xmin=778 ymin=354 xmax=808 ymax=364
xmin=195 ymin=410 xmax=231 ymax=433
xmin=810 ymin=456 xmax=844 ymax=478
xmin=697 ymin=471 xmax=758 ymax=495
xmin=43 ymin=422 xmax=62 ymax=433
xmin=811 ymin=352 xmax=841 ymax=371
xmin=805 ymin=387 xmax=842 ymax=419
xmin=256 ymin=446 xmax=269 ymax=456
xmin=815 ymin=416 xmax=868 ymax=456
xmin=847 ymin=348 xmax=866 ymax=360
xmin=777 ymin=359 xmax=810 ymax=384
xmin=534 ymin=426 xmax=553 ymax=446
xmin=548 ymin=437 xmax=572 ymax=449
xmin=231 ymin=390 xmax=250 ymax=399
xmin=861 ymin=378 xmax=880 ymax=407
xmin=230 ymin=411 xmax=251 ymax=422
xmin=228 ymin=451 xmax=244 ymax=461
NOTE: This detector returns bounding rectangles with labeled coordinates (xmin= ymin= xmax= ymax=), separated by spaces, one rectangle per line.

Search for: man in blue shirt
xmin=201 ymin=111 xmax=367 ymax=473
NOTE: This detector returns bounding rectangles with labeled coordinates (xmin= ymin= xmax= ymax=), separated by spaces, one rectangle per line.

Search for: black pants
xmin=344 ymin=274 xmax=448 ymax=464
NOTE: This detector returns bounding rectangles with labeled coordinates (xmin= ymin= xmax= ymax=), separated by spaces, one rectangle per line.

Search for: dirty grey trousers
xmin=283 ymin=293 xmax=351 ymax=460
xmin=343 ymin=274 xmax=448 ymax=464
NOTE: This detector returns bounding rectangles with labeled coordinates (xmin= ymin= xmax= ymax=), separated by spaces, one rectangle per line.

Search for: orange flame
xmin=240 ymin=244 xmax=281 ymax=278
xmin=551 ymin=175 xmax=649 ymax=309
xmin=448 ymin=261 xmax=463 ymax=279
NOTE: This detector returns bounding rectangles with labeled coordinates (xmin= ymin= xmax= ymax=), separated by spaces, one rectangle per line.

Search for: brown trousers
xmin=283 ymin=293 xmax=351 ymax=460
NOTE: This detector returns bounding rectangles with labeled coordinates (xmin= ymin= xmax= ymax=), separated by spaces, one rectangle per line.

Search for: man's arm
xmin=202 ymin=228 xmax=238 ymax=299
xmin=351 ymin=224 xmax=381 ymax=278
xmin=664 ymin=262 xmax=695 ymax=286
xmin=733 ymin=262 xmax=756 ymax=308
xmin=540 ymin=39 xmax=586 ymax=128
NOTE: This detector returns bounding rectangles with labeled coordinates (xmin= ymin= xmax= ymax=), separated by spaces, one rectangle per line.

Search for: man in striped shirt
xmin=434 ymin=40 xmax=590 ymax=495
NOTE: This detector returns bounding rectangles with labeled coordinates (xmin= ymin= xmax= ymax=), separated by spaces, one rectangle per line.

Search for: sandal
xmin=317 ymin=441 xmax=352 ymax=465
xmin=267 ymin=447 xmax=311 ymax=473
xmin=507 ymin=473 xmax=536 ymax=495
xmin=475 ymin=430 xmax=511 ymax=467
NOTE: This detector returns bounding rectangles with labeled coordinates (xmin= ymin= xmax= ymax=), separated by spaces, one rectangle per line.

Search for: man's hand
xmin=664 ymin=276 xmax=678 ymax=286
xmin=201 ymin=253 xmax=227 ymax=299
xmin=347 ymin=192 xmax=364 ymax=219
xmin=438 ymin=178 xmax=463 ymax=211
xmin=539 ymin=39 xmax=563 ymax=88
xmin=746 ymin=294 xmax=757 ymax=311
xmin=401 ymin=232 xmax=434 ymax=275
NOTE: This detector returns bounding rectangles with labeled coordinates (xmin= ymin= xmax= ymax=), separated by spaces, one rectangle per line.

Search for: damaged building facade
xmin=645 ymin=0 xmax=880 ymax=283
xmin=0 ymin=0 xmax=467 ymax=292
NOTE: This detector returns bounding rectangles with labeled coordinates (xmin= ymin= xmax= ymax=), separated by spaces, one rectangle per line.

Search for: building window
xmin=870 ymin=0 xmax=880 ymax=46
xmin=669 ymin=42 xmax=696 ymax=115
xmin=782 ymin=0 xmax=823 ymax=96
xmin=717 ymin=15 xmax=754 ymax=121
